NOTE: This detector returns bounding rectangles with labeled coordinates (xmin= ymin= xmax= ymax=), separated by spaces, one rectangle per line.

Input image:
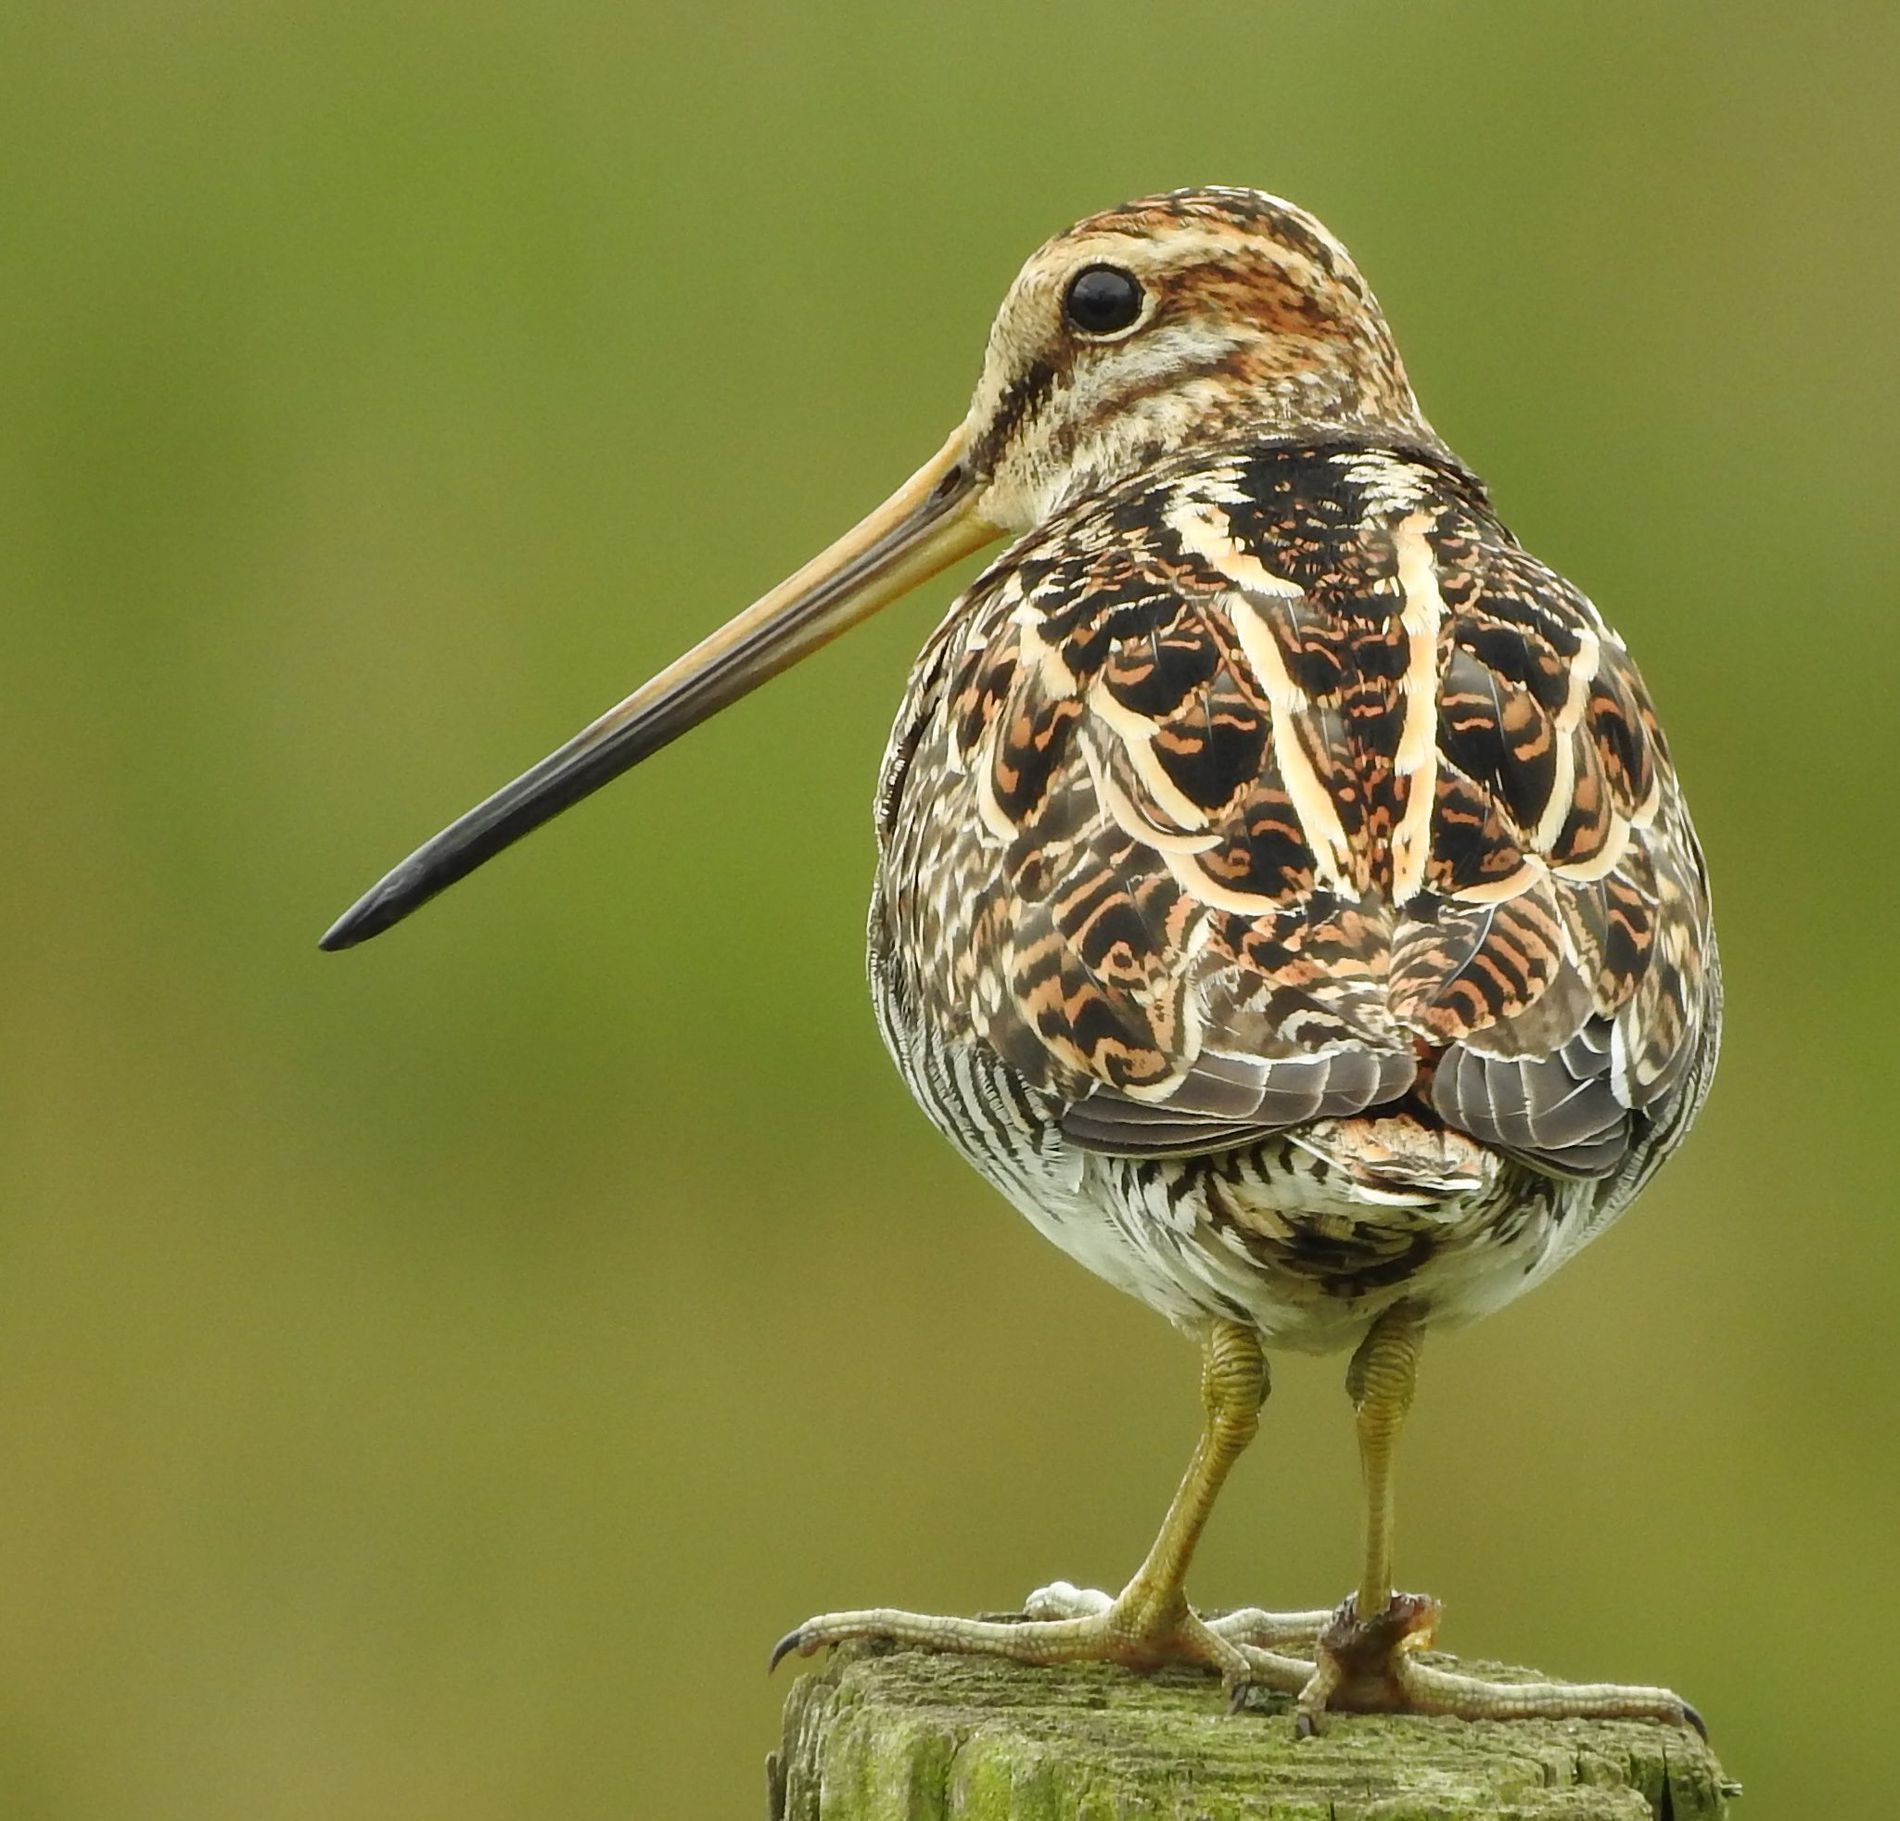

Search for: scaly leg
xmin=772 ymin=1320 xmax=1317 ymax=1707
xmin=1290 ymin=1301 xmax=1703 ymax=1736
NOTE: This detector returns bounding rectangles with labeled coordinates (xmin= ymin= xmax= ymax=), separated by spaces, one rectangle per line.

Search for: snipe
xmin=325 ymin=188 xmax=1719 ymax=1733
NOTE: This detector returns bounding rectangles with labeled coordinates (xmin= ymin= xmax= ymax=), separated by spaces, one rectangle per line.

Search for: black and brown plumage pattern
xmin=319 ymin=185 xmax=1725 ymax=1728
xmin=872 ymin=431 xmax=1716 ymax=1345
xmin=323 ymin=185 xmax=1718 ymax=1354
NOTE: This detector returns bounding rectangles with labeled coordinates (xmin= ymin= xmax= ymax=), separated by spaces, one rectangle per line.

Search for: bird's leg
xmin=1292 ymin=1301 xmax=1703 ymax=1736
xmin=772 ymin=1320 xmax=1315 ymax=1707
xmin=1351 ymin=1295 xmax=1422 ymax=1622
xmin=1105 ymin=1320 xmax=1267 ymax=1651
xmin=1290 ymin=1300 xmax=1429 ymax=1732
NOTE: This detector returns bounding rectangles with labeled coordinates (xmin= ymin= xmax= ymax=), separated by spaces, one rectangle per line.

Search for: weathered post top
xmin=770 ymin=1644 xmax=1737 ymax=1820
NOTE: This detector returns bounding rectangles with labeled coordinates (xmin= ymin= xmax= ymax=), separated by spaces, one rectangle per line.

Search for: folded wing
xmin=877 ymin=444 xmax=1715 ymax=1180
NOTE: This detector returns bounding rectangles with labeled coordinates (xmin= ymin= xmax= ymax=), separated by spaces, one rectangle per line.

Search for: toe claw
xmin=1294 ymin=1710 xmax=1320 ymax=1740
xmin=768 ymin=1626 xmax=809 ymax=1673
xmin=1224 ymin=1678 xmax=1252 ymax=1717
xmin=1682 ymin=1700 xmax=1708 ymax=1741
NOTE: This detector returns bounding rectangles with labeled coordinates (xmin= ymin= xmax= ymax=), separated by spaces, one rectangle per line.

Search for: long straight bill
xmin=321 ymin=429 xmax=999 ymax=951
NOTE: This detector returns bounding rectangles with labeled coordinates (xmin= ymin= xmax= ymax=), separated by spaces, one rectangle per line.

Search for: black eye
xmin=1063 ymin=265 xmax=1145 ymax=336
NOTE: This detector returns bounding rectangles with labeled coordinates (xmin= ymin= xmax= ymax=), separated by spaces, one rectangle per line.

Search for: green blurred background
xmin=3 ymin=2 xmax=1895 ymax=1814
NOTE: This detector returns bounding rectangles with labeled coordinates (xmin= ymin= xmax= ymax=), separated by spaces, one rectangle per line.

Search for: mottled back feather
xmin=876 ymin=439 xmax=1715 ymax=1180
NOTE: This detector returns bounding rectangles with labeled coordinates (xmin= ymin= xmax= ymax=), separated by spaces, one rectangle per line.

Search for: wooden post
xmin=769 ymin=1641 xmax=1739 ymax=1820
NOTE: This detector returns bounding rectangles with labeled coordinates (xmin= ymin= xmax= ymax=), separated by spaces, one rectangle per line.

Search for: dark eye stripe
xmin=1065 ymin=265 xmax=1145 ymax=336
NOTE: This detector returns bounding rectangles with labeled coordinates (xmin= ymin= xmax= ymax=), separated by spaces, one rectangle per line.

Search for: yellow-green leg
xmin=1350 ymin=1297 xmax=1422 ymax=1622
xmin=773 ymin=1319 xmax=1317 ymax=1706
xmin=1291 ymin=1300 xmax=1704 ymax=1737
xmin=1292 ymin=1300 xmax=1429 ymax=1730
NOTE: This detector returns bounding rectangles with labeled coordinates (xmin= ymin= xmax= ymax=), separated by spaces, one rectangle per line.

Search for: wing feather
xmin=875 ymin=442 xmax=1716 ymax=1176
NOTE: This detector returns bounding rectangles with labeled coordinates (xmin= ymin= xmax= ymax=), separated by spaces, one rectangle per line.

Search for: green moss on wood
xmin=770 ymin=1643 xmax=1735 ymax=1820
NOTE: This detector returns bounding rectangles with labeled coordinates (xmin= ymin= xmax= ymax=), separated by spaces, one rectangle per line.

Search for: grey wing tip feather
xmin=1431 ymin=1042 xmax=1631 ymax=1180
xmin=1059 ymin=1045 xmax=1417 ymax=1160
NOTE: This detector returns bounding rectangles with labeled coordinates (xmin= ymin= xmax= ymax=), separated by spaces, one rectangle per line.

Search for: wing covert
xmin=874 ymin=441 xmax=1715 ymax=1178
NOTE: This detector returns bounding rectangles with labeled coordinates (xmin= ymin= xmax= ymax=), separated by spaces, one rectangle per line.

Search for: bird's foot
xmin=771 ymin=1579 xmax=1327 ymax=1711
xmin=1023 ymin=1580 xmax=1330 ymax=1644
xmin=772 ymin=1583 xmax=1702 ymax=1737
xmin=1288 ymin=1592 xmax=1705 ymax=1738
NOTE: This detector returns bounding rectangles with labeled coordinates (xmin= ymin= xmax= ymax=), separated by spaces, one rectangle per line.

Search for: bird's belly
xmin=1021 ymin=1123 xmax=1570 ymax=1355
xmin=876 ymin=989 xmax=1576 ymax=1354
xmin=1126 ymin=1122 xmax=1572 ymax=1352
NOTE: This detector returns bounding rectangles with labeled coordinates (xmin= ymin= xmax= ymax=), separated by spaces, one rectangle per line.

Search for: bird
xmin=322 ymin=187 xmax=1720 ymax=1733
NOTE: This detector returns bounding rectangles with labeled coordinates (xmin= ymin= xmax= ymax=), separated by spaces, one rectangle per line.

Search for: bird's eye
xmin=1063 ymin=265 xmax=1145 ymax=337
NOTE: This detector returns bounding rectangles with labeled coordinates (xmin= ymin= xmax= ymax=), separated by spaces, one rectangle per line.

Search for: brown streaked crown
xmin=965 ymin=188 xmax=1442 ymax=530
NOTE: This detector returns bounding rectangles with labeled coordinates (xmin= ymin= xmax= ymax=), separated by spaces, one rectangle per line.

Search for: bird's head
xmin=963 ymin=188 xmax=1433 ymax=528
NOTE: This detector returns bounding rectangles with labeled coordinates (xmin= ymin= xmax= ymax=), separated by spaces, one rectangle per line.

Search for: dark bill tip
xmin=317 ymin=721 xmax=635 ymax=952
xmin=318 ymin=870 xmax=424 ymax=951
